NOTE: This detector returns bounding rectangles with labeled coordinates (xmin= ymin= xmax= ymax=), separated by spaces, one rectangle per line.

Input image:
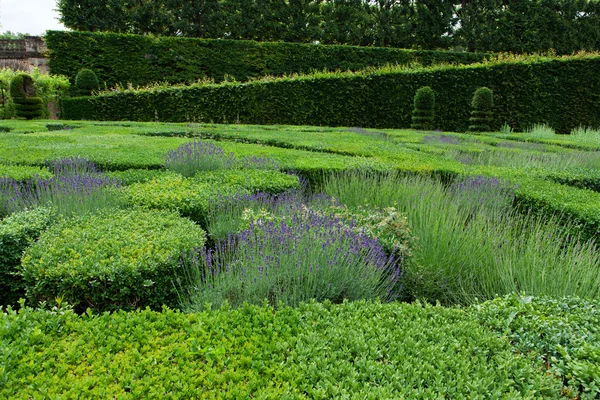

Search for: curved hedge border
xmin=46 ymin=30 xmax=487 ymax=88
xmin=20 ymin=208 xmax=206 ymax=312
xmin=1 ymin=299 xmax=562 ymax=398
xmin=62 ymin=55 xmax=600 ymax=134
xmin=124 ymin=170 xmax=299 ymax=223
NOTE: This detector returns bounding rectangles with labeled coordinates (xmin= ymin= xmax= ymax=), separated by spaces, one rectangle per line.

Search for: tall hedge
xmin=46 ymin=30 xmax=488 ymax=88
xmin=62 ymin=55 xmax=600 ymax=134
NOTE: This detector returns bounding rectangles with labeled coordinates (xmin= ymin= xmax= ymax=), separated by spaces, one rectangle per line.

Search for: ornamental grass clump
xmin=165 ymin=141 xmax=237 ymax=176
xmin=182 ymin=210 xmax=402 ymax=310
xmin=410 ymin=86 xmax=435 ymax=130
xmin=468 ymin=87 xmax=494 ymax=132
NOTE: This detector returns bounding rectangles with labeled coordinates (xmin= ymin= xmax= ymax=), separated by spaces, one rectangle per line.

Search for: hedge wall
xmin=45 ymin=30 xmax=488 ymax=88
xmin=62 ymin=55 xmax=600 ymax=134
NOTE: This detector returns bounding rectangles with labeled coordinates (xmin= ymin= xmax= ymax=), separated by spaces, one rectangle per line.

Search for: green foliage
xmin=322 ymin=171 xmax=600 ymax=304
xmin=411 ymin=86 xmax=435 ymax=130
xmin=74 ymin=68 xmax=99 ymax=95
xmin=469 ymin=87 xmax=494 ymax=132
xmin=62 ymin=55 xmax=600 ymax=134
xmin=55 ymin=0 xmax=600 ymax=54
xmin=0 ymin=300 xmax=562 ymax=398
xmin=8 ymin=73 xmax=32 ymax=99
xmin=0 ymin=208 xmax=57 ymax=307
xmin=46 ymin=30 xmax=487 ymax=88
xmin=14 ymin=97 xmax=43 ymax=120
xmin=124 ymin=170 xmax=298 ymax=223
xmin=474 ymin=295 xmax=600 ymax=399
xmin=20 ymin=208 xmax=206 ymax=312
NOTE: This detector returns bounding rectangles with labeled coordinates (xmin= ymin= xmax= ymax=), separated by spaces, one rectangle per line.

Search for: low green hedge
xmin=46 ymin=30 xmax=487 ymax=88
xmin=0 ymin=164 xmax=52 ymax=181
xmin=1 ymin=300 xmax=561 ymax=398
xmin=20 ymin=209 xmax=206 ymax=312
xmin=474 ymin=295 xmax=600 ymax=399
xmin=62 ymin=54 xmax=600 ymax=134
xmin=0 ymin=208 xmax=57 ymax=307
xmin=124 ymin=170 xmax=299 ymax=223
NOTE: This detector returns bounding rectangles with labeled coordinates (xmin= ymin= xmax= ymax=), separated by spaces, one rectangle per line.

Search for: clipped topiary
xmin=469 ymin=87 xmax=494 ymax=132
xmin=20 ymin=208 xmax=207 ymax=312
xmin=411 ymin=86 xmax=435 ymax=130
xmin=9 ymin=73 xmax=43 ymax=120
xmin=75 ymin=68 xmax=99 ymax=95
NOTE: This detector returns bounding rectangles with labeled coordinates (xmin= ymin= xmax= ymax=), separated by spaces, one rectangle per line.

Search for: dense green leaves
xmin=411 ymin=86 xmax=435 ymax=130
xmin=55 ymin=0 xmax=600 ymax=54
xmin=20 ymin=209 xmax=206 ymax=312
xmin=46 ymin=30 xmax=486 ymax=88
xmin=0 ymin=300 xmax=563 ymax=398
xmin=63 ymin=55 xmax=600 ymax=134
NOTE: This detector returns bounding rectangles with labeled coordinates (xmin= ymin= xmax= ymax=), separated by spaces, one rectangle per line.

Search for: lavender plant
xmin=1 ymin=158 xmax=122 ymax=217
xmin=182 ymin=210 xmax=402 ymax=310
xmin=165 ymin=141 xmax=236 ymax=176
xmin=322 ymin=170 xmax=600 ymax=304
xmin=165 ymin=140 xmax=281 ymax=177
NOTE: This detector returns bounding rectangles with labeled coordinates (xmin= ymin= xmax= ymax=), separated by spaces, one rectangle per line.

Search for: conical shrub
xmin=411 ymin=86 xmax=435 ymax=130
xmin=469 ymin=87 xmax=494 ymax=132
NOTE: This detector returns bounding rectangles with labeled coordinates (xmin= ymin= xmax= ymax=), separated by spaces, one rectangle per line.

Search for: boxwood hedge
xmin=62 ymin=54 xmax=600 ymax=134
xmin=0 ymin=208 xmax=57 ymax=307
xmin=124 ymin=170 xmax=299 ymax=223
xmin=1 ymin=300 xmax=561 ymax=399
xmin=20 ymin=208 xmax=206 ymax=312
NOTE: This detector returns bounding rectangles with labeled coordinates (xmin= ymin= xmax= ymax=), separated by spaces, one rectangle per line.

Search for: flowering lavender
xmin=449 ymin=175 xmax=516 ymax=214
xmin=1 ymin=166 xmax=122 ymax=217
xmin=47 ymin=157 xmax=99 ymax=177
xmin=165 ymin=141 xmax=237 ymax=176
xmin=183 ymin=209 xmax=402 ymax=310
xmin=423 ymin=134 xmax=461 ymax=145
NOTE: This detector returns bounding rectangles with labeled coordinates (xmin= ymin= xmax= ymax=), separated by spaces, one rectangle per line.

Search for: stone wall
xmin=0 ymin=36 xmax=48 ymax=73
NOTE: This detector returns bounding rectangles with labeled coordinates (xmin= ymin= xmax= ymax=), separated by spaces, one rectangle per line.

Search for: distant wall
xmin=0 ymin=36 xmax=48 ymax=73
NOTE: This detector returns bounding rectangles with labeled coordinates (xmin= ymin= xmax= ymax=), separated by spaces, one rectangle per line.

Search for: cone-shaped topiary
xmin=469 ymin=87 xmax=494 ymax=132
xmin=10 ymin=73 xmax=43 ymax=120
xmin=75 ymin=68 xmax=99 ymax=95
xmin=411 ymin=86 xmax=435 ymax=130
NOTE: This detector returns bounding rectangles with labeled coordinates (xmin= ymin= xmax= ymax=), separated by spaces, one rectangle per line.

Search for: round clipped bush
xmin=469 ymin=87 xmax=494 ymax=132
xmin=75 ymin=68 xmax=99 ymax=95
xmin=20 ymin=208 xmax=206 ymax=312
xmin=411 ymin=86 xmax=435 ymax=130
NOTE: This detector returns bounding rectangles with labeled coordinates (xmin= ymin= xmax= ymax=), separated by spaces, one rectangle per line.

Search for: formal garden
xmin=2 ymin=2 xmax=600 ymax=397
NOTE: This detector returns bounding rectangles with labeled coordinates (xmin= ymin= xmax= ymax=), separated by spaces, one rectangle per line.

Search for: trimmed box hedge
xmin=0 ymin=208 xmax=57 ymax=307
xmin=46 ymin=30 xmax=487 ymax=88
xmin=20 ymin=208 xmax=206 ymax=312
xmin=1 ymin=299 xmax=562 ymax=398
xmin=124 ymin=170 xmax=299 ymax=223
xmin=62 ymin=54 xmax=600 ymax=134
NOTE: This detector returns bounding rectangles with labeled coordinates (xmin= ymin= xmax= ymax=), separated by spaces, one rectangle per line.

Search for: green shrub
xmin=410 ymin=86 xmax=435 ymax=130
xmin=61 ymin=54 xmax=600 ymax=134
xmin=74 ymin=68 xmax=99 ymax=95
xmin=468 ymin=87 xmax=494 ymax=132
xmin=0 ymin=300 xmax=561 ymax=398
xmin=20 ymin=209 xmax=206 ymax=312
xmin=9 ymin=73 xmax=33 ymax=99
xmin=125 ymin=170 xmax=299 ymax=223
xmin=0 ymin=208 xmax=57 ymax=307
xmin=474 ymin=295 xmax=600 ymax=399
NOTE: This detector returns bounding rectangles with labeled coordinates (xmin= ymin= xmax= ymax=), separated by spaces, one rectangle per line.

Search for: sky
xmin=1 ymin=0 xmax=65 ymax=35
